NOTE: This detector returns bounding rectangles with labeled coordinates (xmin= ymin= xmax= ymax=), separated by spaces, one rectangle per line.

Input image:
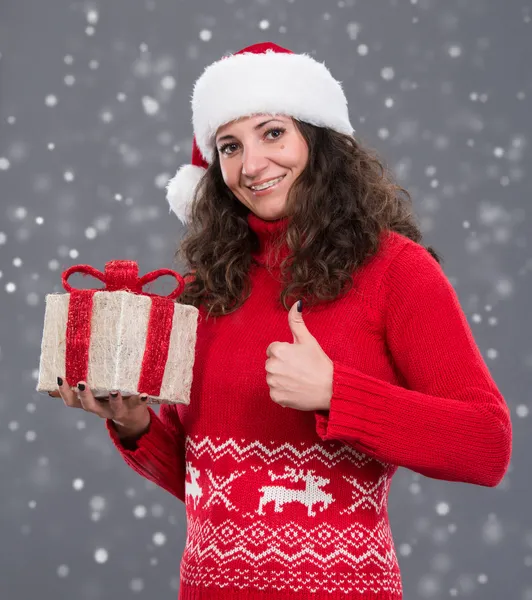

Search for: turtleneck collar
xmin=247 ymin=211 xmax=291 ymax=268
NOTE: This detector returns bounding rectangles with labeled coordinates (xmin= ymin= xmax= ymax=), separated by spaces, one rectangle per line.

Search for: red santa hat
xmin=166 ymin=41 xmax=354 ymax=225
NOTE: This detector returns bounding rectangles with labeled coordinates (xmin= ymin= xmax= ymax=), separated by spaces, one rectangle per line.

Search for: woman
xmin=54 ymin=42 xmax=512 ymax=599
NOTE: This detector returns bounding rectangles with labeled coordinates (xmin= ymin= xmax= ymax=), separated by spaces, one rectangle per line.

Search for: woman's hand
xmin=49 ymin=377 xmax=151 ymax=436
xmin=265 ymin=301 xmax=333 ymax=411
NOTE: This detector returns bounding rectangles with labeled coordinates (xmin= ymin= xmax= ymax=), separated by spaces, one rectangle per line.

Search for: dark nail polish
xmin=297 ymin=299 xmax=303 ymax=313
xmin=140 ymin=395 xmax=148 ymax=402
xmin=57 ymin=376 xmax=63 ymax=386
xmin=110 ymin=391 xmax=118 ymax=398
xmin=77 ymin=383 xmax=85 ymax=391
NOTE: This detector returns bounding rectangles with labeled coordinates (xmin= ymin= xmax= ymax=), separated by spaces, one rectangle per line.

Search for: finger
xmin=108 ymin=390 xmax=126 ymax=416
xmin=94 ymin=392 xmax=109 ymax=404
xmin=57 ymin=376 xmax=84 ymax=409
xmin=265 ymin=357 xmax=284 ymax=376
xmin=109 ymin=390 xmax=149 ymax=414
xmin=129 ymin=392 xmax=150 ymax=408
xmin=266 ymin=342 xmax=286 ymax=358
xmin=77 ymin=382 xmax=112 ymax=418
xmin=109 ymin=391 xmax=149 ymax=424
xmin=270 ymin=392 xmax=289 ymax=409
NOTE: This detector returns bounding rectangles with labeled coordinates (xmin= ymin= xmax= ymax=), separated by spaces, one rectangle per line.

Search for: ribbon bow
xmin=62 ymin=260 xmax=185 ymax=299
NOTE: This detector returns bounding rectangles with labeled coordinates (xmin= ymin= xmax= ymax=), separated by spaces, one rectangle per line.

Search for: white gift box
xmin=35 ymin=261 xmax=199 ymax=405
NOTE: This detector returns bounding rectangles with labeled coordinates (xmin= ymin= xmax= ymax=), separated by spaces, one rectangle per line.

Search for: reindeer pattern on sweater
xmin=180 ymin=434 xmax=400 ymax=595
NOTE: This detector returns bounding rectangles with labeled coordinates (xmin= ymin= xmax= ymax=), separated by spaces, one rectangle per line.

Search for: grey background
xmin=1 ymin=0 xmax=531 ymax=598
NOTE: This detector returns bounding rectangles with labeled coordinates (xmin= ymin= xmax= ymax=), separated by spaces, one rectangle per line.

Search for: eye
xmin=219 ymin=142 xmax=238 ymax=156
xmin=218 ymin=127 xmax=286 ymax=157
xmin=265 ymin=127 xmax=286 ymax=140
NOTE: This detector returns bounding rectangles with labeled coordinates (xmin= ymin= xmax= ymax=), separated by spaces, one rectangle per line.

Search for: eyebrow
xmin=216 ymin=118 xmax=285 ymax=144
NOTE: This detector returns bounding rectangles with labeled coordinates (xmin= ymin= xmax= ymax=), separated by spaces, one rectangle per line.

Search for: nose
xmin=241 ymin=145 xmax=269 ymax=179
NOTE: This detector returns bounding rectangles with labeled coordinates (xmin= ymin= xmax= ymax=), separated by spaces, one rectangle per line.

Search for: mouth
xmin=247 ymin=176 xmax=286 ymax=192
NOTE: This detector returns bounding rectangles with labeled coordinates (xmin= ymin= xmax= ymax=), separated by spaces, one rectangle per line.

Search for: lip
xmin=248 ymin=176 xmax=286 ymax=197
xmin=246 ymin=176 xmax=285 ymax=190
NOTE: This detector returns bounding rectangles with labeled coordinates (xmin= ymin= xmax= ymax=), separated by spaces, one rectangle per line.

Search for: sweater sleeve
xmin=105 ymin=404 xmax=186 ymax=502
xmin=315 ymin=241 xmax=512 ymax=487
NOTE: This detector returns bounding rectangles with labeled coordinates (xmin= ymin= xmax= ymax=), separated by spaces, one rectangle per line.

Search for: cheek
xmin=280 ymin=140 xmax=308 ymax=171
xmin=220 ymin=163 xmax=236 ymax=189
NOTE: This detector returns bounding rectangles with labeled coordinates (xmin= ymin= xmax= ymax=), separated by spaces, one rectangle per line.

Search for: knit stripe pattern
xmin=106 ymin=213 xmax=511 ymax=600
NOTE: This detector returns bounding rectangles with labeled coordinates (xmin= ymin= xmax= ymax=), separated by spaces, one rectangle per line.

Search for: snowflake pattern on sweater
xmin=180 ymin=436 xmax=399 ymax=595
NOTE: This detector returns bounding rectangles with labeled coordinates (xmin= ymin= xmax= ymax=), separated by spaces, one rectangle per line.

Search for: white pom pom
xmin=165 ymin=164 xmax=206 ymax=225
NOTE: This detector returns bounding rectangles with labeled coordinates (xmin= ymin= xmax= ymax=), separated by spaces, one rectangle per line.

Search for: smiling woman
xmin=173 ymin=110 xmax=441 ymax=316
xmin=164 ymin=43 xmax=442 ymax=317
xmin=103 ymin=41 xmax=512 ymax=600
xmin=214 ymin=115 xmax=309 ymax=221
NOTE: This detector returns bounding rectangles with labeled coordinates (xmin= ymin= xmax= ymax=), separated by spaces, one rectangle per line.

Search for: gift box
xmin=36 ymin=260 xmax=199 ymax=404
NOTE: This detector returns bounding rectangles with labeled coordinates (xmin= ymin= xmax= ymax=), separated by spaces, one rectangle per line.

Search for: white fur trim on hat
xmin=165 ymin=164 xmax=206 ymax=225
xmin=192 ymin=50 xmax=354 ymax=163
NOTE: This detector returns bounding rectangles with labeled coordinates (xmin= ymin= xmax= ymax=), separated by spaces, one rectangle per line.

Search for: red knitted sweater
xmin=106 ymin=212 xmax=512 ymax=600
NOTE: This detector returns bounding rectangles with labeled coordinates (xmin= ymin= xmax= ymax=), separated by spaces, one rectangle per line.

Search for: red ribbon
xmin=61 ymin=260 xmax=185 ymax=397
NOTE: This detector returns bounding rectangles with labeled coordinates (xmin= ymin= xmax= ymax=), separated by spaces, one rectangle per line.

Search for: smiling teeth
xmin=250 ymin=176 xmax=284 ymax=191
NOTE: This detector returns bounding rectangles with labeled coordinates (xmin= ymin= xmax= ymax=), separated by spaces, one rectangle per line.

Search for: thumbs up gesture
xmin=265 ymin=300 xmax=333 ymax=411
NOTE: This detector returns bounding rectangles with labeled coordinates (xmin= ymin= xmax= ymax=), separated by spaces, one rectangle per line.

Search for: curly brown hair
xmin=175 ymin=120 xmax=441 ymax=317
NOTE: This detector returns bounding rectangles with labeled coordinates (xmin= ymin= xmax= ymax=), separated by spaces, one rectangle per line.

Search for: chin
xmin=257 ymin=211 xmax=287 ymax=221
xmin=252 ymin=202 xmax=289 ymax=221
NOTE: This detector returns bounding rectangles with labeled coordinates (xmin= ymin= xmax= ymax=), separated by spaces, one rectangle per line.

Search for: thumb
xmin=288 ymin=300 xmax=314 ymax=344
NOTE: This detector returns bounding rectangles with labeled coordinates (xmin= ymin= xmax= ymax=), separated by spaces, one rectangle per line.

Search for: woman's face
xmin=215 ymin=114 xmax=309 ymax=221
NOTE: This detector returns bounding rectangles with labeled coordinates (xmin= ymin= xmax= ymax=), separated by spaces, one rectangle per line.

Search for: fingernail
xmin=110 ymin=391 xmax=118 ymax=398
xmin=48 ymin=391 xmax=54 ymax=397
xmin=297 ymin=299 xmax=303 ymax=313
xmin=77 ymin=382 xmax=85 ymax=391
xmin=57 ymin=376 xmax=63 ymax=386
xmin=140 ymin=394 xmax=148 ymax=402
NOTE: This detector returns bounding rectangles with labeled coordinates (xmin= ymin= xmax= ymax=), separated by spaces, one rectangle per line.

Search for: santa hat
xmin=166 ymin=41 xmax=354 ymax=225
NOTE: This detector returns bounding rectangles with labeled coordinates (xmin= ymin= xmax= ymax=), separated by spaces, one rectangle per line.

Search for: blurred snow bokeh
xmin=0 ymin=0 xmax=530 ymax=598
